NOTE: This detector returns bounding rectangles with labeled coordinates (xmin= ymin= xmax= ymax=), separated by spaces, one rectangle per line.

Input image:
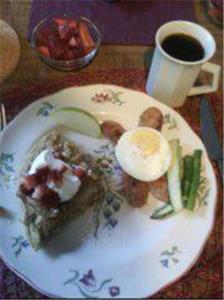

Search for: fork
xmin=0 ymin=103 xmax=7 ymax=132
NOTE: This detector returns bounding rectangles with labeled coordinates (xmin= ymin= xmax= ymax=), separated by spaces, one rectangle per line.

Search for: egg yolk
xmin=130 ymin=130 xmax=160 ymax=156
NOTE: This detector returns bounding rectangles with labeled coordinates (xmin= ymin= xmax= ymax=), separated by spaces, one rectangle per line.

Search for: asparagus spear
xmin=186 ymin=150 xmax=202 ymax=211
xmin=182 ymin=155 xmax=193 ymax=206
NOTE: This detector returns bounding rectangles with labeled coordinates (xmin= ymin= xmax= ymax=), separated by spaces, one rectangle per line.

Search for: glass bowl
xmin=31 ymin=16 xmax=101 ymax=71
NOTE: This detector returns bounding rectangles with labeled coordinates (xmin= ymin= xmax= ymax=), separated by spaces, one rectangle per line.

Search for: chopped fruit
xmin=69 ymin=36 xmax=77 ymax=47
xmin=54 ymin=18 xmax=67 ymax=26
xmin=48 ymin=165 xmax=67 ymax=185
xmin=37 ymin=46 xmax=50 ymax=57
xmin=73 ymin=167 xmax=85 ymax=178
xmin=52 ymin=107 xmax=102 ymax=138
xmin=35 ymin=17 xmax=95 ymax=61
xmin=32 ymin=184 xmax=49 ymax=200
xmin=20 ymin=167 xmax=50 ymax=195
xmin=48 ymin=170 xmax=63 ymax=186
xmin=58 ymin=164 xmax=68 ymax=174
xmin=79 ymin=22 xmax=95 ymax=49
xmin=63 ymin=50 xmax=75 ymax=60
xmin=67 ymin=20 xmax=77 ymax=29
xmin=20 ymin=186 xmax=34 ymax=197
xmin=35 ymin=166 xmax=50 ymax=183
xmin=58 ymin=24 xmax=73 ymax=41
xmin=40 ymin=188 xmax=61 ymax=209
xmin=20 ymin=174 xmax=40 ymax=193
xmin=32 ymin=184 xmax=60 ymax=209
xmin=54 ymin=18 xmax=77 ymax=29
xmin=47 ymin=172 xmax=60 ymax=188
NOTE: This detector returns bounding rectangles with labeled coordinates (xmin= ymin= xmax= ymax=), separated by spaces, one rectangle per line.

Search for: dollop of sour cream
xmin=29 ymin=150 xmax=81 ymax=202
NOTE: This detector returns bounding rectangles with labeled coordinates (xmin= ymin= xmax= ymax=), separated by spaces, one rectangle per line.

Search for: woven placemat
xmin=1 ymin=69 xmax=223 ymax=299
xmin=28 ymin=0 xmax=195 ymax=45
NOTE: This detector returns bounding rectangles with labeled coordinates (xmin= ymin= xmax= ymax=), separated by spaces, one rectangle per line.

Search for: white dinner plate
xmin=0 ymin=85 xmax=217 ymax=298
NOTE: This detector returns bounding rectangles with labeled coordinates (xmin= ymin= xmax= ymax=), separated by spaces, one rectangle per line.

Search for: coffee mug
xmin=146 ymin=21 xmax=221 ymax=107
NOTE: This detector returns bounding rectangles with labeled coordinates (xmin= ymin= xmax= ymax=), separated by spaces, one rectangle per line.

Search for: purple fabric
xmin=28 ymin=0 xmax=195 ymax=45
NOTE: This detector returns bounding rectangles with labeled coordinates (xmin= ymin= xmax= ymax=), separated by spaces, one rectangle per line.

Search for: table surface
xmin=0 ymin=1 xmax=223 ymax=299
xmin=0 ymin=0 xmax=223 ymax=97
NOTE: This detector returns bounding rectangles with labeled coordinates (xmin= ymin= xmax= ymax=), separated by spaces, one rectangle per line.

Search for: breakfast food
xmin=17 ymin=105 xmax=205 ymax=248
xmin=115 ymin=128 xmax=171 ymax=182
xmin=101 ymin=107 xmax=204 ymax=217
xmin=101 ymin=120 xmax=126 ymax=144
xmin=101 ymin=120 xmax=150 ymax=208
xmin=138 ymin=107 xmax=170 ymax=203
xmin=148 ymin=176 xmax=169 ymax=203
xmin=123 ymin=173 xmax=149 ymax=208
xmin=151 ymin=147 xmax=203 ymax=219
xmin=101 ymin=109 xmax=170 ymax=208
xmin=183 ymin=150 xmax=203 ymax=211
xmin=167 ymin=139 xmax=183 ymax=212
xmin=52 ymin=107 xmax=102 ymax=138
xmin=139 ymin=107 xmax=163 ymax=131
xmin=35 ymin=17 xmax=95 ymax=60
xmin=17 ymin=128 xmax=104 ymax=249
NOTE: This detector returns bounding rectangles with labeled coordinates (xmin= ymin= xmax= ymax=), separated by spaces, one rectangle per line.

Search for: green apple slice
xmin=52 ymin=107 xmax=102 ymax=138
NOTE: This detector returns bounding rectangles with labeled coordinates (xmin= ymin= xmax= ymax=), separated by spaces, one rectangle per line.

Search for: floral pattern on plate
xmin=36 ymin=102 xmax=55 ymax=117
xmin=11 ymin=236 xmax=29 ymax=257
xmin=64 ymin=269 xmax=120 ymax=298
xmin=92 ymin=143 xmax=125 ymax=238
xmin=164 ymin=113 xmax=178 ymax=130
xmin=0 ymin=153 xmax=15 ymax=186
xmin=91 ymin=89 xmax=125 ymax=106
xmin=197 ymin=175 xmax=210 ymax=207
xmin=160 ymin=246 xmax=181 ymax=268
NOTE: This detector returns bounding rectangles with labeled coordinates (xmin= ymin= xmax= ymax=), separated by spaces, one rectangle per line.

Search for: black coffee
xmin=161 ymin=34 xmax=205 ymax=62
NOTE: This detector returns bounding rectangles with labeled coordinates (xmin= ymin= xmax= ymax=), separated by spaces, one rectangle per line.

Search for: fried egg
xmin=115 ymin=127 xmax=171 ymax=182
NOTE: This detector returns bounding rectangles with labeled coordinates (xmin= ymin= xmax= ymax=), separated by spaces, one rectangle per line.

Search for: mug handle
xmin=188 ymin=62 xmax=221 ymax=96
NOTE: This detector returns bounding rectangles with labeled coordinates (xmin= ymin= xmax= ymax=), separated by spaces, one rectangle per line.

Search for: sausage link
xmin=123 ymin=173 xmax=149 ymax=208
xmin=101 ymin=120 xmax=125 ymax=144
xmin=139 ymin=107 xmax=163 ymax=131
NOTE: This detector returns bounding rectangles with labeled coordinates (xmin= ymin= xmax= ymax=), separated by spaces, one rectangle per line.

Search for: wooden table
xmin=0 ymin=0 xmax=223 ymax=97
xmin=0 ymin=1 xmax=223 ymax=299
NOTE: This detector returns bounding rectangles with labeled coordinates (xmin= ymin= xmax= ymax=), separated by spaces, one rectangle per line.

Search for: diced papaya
xmin=37 ymin=46 xmax=50 ymax=57
xmin=78 ymin=22 xmax=95 ymax=49
xmin=54 ymin=18 xmax=66 ymax=26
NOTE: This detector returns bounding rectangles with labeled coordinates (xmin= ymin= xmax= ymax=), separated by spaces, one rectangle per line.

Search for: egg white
xmin=115 ymin=127 xmax=171 ymax=182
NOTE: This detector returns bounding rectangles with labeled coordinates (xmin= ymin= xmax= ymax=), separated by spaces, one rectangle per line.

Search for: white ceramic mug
xmin=146 ymin=21 xmax=221 ymax=107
